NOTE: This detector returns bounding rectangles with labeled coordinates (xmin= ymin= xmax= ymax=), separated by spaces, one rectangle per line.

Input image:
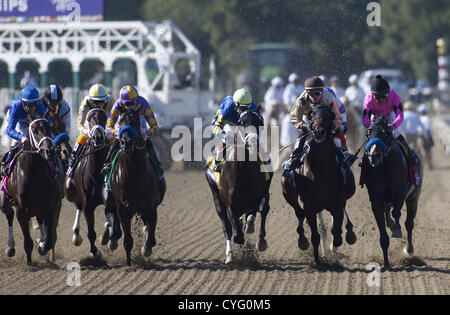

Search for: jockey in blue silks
xmin=210 ymin=88 xmax=264 ymax=172
xmin=1 ymin=86 xmax=48 ymax=175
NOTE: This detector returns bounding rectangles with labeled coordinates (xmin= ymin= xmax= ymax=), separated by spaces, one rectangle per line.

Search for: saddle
xmin=206 ymin=153 xmax=272 ymax=190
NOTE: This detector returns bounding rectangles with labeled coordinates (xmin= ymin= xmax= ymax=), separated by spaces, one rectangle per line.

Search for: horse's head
xmin=28 ymin=118 xmax=56 ymax=161
xmin=310 ymin=105 xmax=335 ymax=143
xmin=365 ymin=115 xmax=392 ymax=167
xmin=118 ymin=109 xmax=141 ymax=154
xmin=236 ymin=108 xmax=263 ymax=156
xmin=87 ymin=108 xmax=108 ymax=147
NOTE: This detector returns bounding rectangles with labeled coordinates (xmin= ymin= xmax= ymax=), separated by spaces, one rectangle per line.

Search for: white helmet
xmin=417 ymin=104 xmax=429 ymax=113
xmin=348 ymin=74 xmax=358 ymax=84
xmin=271 ymin=76 xmax=284 ymax=87
xmin=288 ymin=73 xmax=299 ymax=83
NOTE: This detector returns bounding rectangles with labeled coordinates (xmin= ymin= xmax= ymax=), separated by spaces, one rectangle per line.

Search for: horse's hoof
xmin=391 ymin=224 xmax=403 ymax=238
xmin=72 ymin=234 xmax=82 ymax=246
xmin=100 ymin=229 xmax=110 ymax=246
xmin=141 ymin=246 xmax=152 ymax=258
xmin=245 ymin=215 xmax=255 ymax=234
xmin=5 ymin=247 xmax=15 ymax=257
xmin=90 ymin=249 xmax=101 ymax=258
xmin=108 ymin=240 xmax=118 ymax=251
xmin=346 ymin=231 xmax=357 ymax=245
xmin=403 ymin=245 xmax=414 ymax=256
xmin=233 ymin=234 xmax=244 ymax=245
xmin=257 ymin=239 xmax=268 ymax=252
xmin=298 ymin=236 xmax=309 ymax=251
xmin=37 ymin=245 xmax=48 ymax=256
xmin=225 ymin=253 xmax=233 ymax=264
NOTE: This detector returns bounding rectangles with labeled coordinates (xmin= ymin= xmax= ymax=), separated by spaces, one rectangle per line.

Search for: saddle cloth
xmin=205 ymin=153 xmax=271 ymax=190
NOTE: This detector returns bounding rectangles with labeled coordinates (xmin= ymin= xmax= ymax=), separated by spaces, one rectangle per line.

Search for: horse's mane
xmin=118 ymin=110 xmax=140 ymax=131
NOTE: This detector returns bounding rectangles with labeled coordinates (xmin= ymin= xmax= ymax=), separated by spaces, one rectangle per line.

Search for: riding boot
xmin=102 ymin=140 xmax=120 ymax=176
xmin=396 ymin=134 xmax=420 ymax=185
xmin=66 ymin=142 xmax=81 ymax=178
xmin=282 ymin=131 xmax=307 ymax=171
xmin=145 ymin=139 xmax=166 ymax=201
xmin=1 ymin=146 xmax=19 ymax=177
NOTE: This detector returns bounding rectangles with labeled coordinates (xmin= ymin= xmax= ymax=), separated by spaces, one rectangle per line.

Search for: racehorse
xmin=64 ymin=108 xmax=121 ymax=257
xmin=44 ymin=105 xmax=72 ymax=172
xmin=0 ymin=118 xmax=63 ymax=264
xmin=108 ymin=109 xmax=162 ymax=265
xmin=362 ymin=115 xmax=422 ymax=268
xmin=281 ymin=105 xmax=357 ymax=265
xmin=206 ymin=108 xmax=273 ymax=264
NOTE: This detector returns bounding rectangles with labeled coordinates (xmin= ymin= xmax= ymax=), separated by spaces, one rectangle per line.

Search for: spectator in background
xmin=264 ymin=76 xmax=285 ymax=126
xmin=399 ymin=101 xmax=425 ymax=153
xmin=417 ymin=103 xmax=434 ymax=169
xmin=330 ymin=76 xmax=345 ymax=99
xmin=20 ymin=71 xmax=39 ymax=89
xmin=345 ymin=74 xmax=366 ymax=114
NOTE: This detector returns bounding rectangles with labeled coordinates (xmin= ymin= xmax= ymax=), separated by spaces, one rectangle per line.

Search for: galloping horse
xmin=281 ymin=105 xmax=357 ymax=265
xmin=206 ymin=109 xmax=273 ymax=264
xmin=44 ymin=104 xmax=72 ymax=172
xmin=108 ymin=109 xmax=162 ymax=265
xmin=65 ymin=108 xmax=121 ymax=257
xmin=0 ymin=118 xmax=63 ymax=264
xmin=362 ymin=115 xmax=422 ymax=268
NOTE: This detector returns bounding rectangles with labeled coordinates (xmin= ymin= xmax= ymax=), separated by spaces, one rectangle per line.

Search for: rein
xmin=77 ymin=139 xmax=118 ymax=160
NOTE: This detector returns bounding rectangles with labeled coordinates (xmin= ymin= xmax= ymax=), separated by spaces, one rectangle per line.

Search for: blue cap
xmin=21 ymin=86 xmax=40 ymax=103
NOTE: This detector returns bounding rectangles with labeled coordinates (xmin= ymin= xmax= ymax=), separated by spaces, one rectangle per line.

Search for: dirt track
xmin=0 ymin=141 xmax=448 ymax=295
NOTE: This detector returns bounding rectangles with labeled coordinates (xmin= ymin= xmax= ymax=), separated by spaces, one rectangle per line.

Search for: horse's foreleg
xmin=344 ymin=208 xmax=357 ymax=245
xmin=256 ymin=194 xmax=270 ymax=251
xmin=141 ymin=207 xmax=157 ymax=258
xmin=101 ymin=209 xmax=113 ymax=246
xmin=229 ymin=206 xmax=244 ymax=246
xmin=305 ymin=210 xmax=321 ymax=265
xmin=1 ymin=201 xmax=15 ymax=257
xmin=117 ymin=205 xmax=133 ymax=266
xmin=391 ymin=197 xmax=404 ymax=238
xmin=404 ymin=193 xmax=419 ymax=256
xmin=72 ymin=209 xmax=83 ymax=246
xmin=281 ymin=176 xmax=308 ymax=250
xmin=83 ymin=204 xmax=99 ymax=257
xmin=371 ymin=202 xmax=390 ymax=269
xmin=16 ymin=209 xmax=33 ymax=265
xmin=330 ymin=207 xmax=344 ymax=253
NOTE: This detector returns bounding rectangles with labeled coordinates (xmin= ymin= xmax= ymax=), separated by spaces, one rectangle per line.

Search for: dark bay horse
xmin=206 ymin=109 xmax=273 ymax=264
xmin=0 ymin=118 xmax=63 ymax=264
xmin=109 ymin=109 xmax=162 ymax=265
xmin=44 ymin=104 xmax=72 ymax=172
xmin=281 ymin=105 xmax=357 ymax=265
xmin=362 ymin=115 xmax=422 ymax=268
xmin=64 ymin=108 xmax=121 ymax=257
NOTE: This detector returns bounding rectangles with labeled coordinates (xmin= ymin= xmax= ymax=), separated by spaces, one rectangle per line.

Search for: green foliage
xmin=104 ymin=0 xmax=450 ymax=87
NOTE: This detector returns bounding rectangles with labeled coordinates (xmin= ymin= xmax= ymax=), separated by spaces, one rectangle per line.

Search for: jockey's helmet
xmin=44 ymin=84 xmax=63 ymax=103
xmin=21 ymin=86 xmax=40 ymax=103
xmin=120 ymin=85 xmax=139 ymax=103
xmin=371 ymin=74 xmax=390 ymax=95
xmin=233 ymin=88 xmax=252 ymax=107
xmin=305 ymin=76 xmax=324 ymax=90
xmin=89 ymin=84 xmax=108 ymax=102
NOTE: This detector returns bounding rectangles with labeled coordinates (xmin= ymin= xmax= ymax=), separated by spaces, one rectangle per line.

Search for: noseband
xmin=28 ymin=119 xmax=54 ymax=150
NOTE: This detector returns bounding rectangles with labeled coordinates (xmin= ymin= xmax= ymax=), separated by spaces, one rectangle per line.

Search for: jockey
xmin=325 ymin=86 xmax=348 ymax=149
xmin=362 ymin=74 xmax=418 ymax=183
xmin=102 ymin=85 xmax=165 ymax=197
xmin=66 ymin=83 xmax=115 ymax=177
xmin=42 ymin=84 xmax=71 ymax=133
xmin=210 ymin=88 xmax=264 ymax=172
xmin=282 ymin=76 xmax=351 ymax=171
xmin=1 ymin=86 xmax=47 ymax=175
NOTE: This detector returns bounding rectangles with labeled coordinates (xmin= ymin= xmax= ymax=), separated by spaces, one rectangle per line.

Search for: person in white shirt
xmin=280 ymin=73 xmax=302 ymax=161
xmin=264 ymin=76 xmax=285 ymax=126
xmin=417 ymin=104 xmax=434 ymax=169
xmin=345 ymin=74 xmax=365 ymax=112
xmin=399 ymin=101 xmax=425 ymax=153
xmin=330 ymin=76 xmax=345 ymax=99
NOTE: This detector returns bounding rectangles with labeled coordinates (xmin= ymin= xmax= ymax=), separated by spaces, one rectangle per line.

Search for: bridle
xmin=87 ymin=108 xmax=107 ymax=140
xmin=28 ymin=119 xmax=54 ymax=151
